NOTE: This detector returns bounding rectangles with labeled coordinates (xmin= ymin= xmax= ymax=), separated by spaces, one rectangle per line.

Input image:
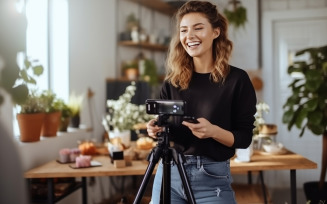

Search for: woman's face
xmin=179 ymin=12 xmax=219 ymax=58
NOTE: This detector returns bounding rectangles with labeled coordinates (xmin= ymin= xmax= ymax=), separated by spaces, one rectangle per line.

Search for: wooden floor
xmin=233 ymin=183 xmax=273 ymax=204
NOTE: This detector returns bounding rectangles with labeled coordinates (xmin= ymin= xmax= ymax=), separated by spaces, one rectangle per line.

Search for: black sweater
xmin=159 ymin=66 xmax=257 ymax=161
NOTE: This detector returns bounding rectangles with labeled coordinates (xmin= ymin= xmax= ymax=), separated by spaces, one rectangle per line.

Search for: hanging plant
xmin=223 ymin=0 xmax=247 ymax=29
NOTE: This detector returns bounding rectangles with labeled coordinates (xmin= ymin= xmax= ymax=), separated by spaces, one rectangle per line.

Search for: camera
xmin=145 ymin=99 xmax=185 ymax=116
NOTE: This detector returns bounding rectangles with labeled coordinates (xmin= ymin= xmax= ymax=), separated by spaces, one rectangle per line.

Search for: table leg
xmin=290 ymin=170 xmax=297 ymax=204
xmin=82 ymin=177 xmax=87 ymax=204
xmin=47 ymin=178 xmax=55 ymax=204
xmin=247 ymin=171 xmax=252 ymax=184
xmin=259 ymin=171 xmax=268 ymax=204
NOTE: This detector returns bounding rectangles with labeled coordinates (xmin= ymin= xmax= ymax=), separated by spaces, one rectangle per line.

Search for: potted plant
xmin=16 ymin=90 xmax=46 ymax=142
xmin=68 ymin=92 xmax=84 ymax=128
xmin=282 ymin=45 xmax=327 ymax=203
xmin=122 ymin=60 xmax=139 ymax=80
xmin=102 ymin=81 xmax=155 ymax=147
xmin=141 ymin=59 xmax=158 ymax=86
xmin=53 ymin=99 xmax=72 ymax=132
xmin=39 ymin=90 xmax=61 ymax=136
xmin=223 ymin=0 xmax=247 ymax=30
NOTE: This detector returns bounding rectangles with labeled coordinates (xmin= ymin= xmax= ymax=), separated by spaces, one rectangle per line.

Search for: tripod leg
xmin=171 ymin=149 xmax=196 ymax=204
xmin=162 ymin=150 xmax=171 ymax=204
xmin=133 ymin=147 xmax=162 ymax=204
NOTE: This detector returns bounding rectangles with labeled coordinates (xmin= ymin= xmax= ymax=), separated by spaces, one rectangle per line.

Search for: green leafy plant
xmin=224 ymin=5 xmax=247 ymax=29
xmin=126 ymin=13 xmax=139 ymax=31
xmin=122 ymin=60 xmax=138 ymax=71
xmin=40 ymin=90 xmax=59 ymax=113
xmin=282 ymin=45 xmax=327 ymax=189
xmin=0 ymin=57 xmax=44 ymax=106
xmin=141 ymin=59 xmax=158 ymax=86
xmin=53 ymin=99 xmax=72 ymax=120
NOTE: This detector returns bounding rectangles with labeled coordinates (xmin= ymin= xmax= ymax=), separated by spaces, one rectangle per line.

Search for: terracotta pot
xmin=41 ymin=111 xmax=61 ymax=137
xmin=125 ymin=68 xmax=138 ymax=80
xmin=17 ymin=113 xmax=45 ymax=142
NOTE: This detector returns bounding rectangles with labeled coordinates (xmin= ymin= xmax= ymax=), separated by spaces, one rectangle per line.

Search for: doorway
xmin=262 ymin=8 xmax=327 ymax=188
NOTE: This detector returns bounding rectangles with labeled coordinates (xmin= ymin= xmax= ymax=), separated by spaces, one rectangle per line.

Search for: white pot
xmin=235 ymin=141 xmax=254 ymax=163
xmin=108 ymin=130 xmax=131 ymax=147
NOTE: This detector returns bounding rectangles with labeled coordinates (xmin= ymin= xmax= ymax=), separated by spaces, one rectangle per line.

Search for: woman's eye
xmin=180 ymin=29 xmax=187 ymax=33
xmin=195 ymin=27 xmax=203 ymax=30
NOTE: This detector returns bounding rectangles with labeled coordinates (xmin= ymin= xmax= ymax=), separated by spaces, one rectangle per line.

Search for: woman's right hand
xmin=146 ymin=118 xmax=163 ymax=139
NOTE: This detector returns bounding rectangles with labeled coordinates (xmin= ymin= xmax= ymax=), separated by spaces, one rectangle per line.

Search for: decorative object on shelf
xmin=131 ymin=26 xmax=139 ymax=43
xmin=40 ymin=90 xmax=61 ymax=137
xmin=16 ymin=90 xmax=46 ymax=142
xmin=223 ymin=0 xmax=247 ymax=30
xmin=282 ymin=45 xmax=327 ymax=200
xmin=122 ymin=60 xmax=139 ymax=80
xmin=68 ymin=92 xmax=84 ymax=128
xmin=102 ymin=81 xmax=155 ymax=147
xmin=126 ymin=13 xmax=139 ymax=32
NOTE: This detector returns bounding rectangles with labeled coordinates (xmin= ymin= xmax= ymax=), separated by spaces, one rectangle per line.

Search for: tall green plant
xmin=282 ymin=44 xmax=327 ymax=189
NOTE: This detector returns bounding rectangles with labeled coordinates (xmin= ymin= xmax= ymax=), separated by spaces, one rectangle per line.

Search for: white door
xmin=262 ymin=9 xmax=327 ymax=188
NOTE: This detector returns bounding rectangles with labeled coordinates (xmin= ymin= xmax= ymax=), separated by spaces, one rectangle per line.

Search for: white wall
xmin=69 ymin=0 xmax=117 ymax=143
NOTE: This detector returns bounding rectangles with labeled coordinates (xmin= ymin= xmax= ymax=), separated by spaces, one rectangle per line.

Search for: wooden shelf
xmin=119 ymin=41 xmax=168 ymax=51
xmin=126 ymin=0 xmax=178 ymax=15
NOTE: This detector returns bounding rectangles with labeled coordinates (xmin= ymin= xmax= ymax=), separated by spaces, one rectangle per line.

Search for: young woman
xmin=146 ymin=1 xmax=257 ymax=203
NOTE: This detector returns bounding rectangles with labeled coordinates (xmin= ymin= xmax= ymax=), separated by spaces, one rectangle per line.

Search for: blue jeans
xmin=150 ymin=155 xmax=237 ymax=204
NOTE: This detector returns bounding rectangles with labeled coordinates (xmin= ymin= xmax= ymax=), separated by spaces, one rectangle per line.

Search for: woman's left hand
xmin=182 ymin=118 xmax=215 ymax=139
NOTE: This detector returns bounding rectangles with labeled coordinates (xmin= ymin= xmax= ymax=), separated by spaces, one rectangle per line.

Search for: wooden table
xmin=24 ymin=149 xmax=317 ymax=204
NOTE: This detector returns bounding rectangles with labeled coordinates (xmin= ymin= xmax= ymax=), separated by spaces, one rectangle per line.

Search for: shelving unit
xmin=116 ymin=0 xmax=177 ymax=80
xmin=119 ymin=40 xmax=168 ymax=51
xmin=126 ymin=0 xmax=177 ymax=15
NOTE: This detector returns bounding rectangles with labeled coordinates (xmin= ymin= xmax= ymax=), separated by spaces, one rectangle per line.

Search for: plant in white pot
xmin=282 ymin=45 xmax=327 ymax=203
xmin=102 ymin=81 xmax=155 ymax=147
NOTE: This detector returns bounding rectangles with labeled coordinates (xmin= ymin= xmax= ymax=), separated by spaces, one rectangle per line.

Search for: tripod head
xmin=155 ymin=114 xmax=170 ymax=127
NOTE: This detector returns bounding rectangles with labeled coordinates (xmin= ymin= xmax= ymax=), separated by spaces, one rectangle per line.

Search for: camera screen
xmin=158 ymin=102 xmax=184 ymax=115
xmin=146 ymin=99 xmax=185 ymax=116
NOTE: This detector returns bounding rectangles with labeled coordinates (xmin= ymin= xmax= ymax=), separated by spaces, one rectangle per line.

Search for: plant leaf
xmin=305 ymin=98 xmax=318 ymax=111
xmin=295 ymin=107 xmax=307 ymax=129
xmin=307 ymin=111 xmax=323 ymax=126
xmin=282 ymin=109 xmax=294 ymax=124
xmin=33 ymin=65 xmax=44 ymax=76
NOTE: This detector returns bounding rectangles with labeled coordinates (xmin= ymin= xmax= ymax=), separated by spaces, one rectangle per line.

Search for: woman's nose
xmin=186 ymin=30 xmax=195 ymax=39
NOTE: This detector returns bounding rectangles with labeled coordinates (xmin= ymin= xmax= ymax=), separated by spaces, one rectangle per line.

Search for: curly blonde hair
xmin=165 ymin=1 xmax=233 ymax=90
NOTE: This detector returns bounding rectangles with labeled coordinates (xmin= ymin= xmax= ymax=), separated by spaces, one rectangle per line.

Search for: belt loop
xmin=197 ymin=156 xmax=201 ymax=168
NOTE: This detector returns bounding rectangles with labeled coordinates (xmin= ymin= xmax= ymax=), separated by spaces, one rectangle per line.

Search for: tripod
xmin=133 ymin=115 xmax=196 ymax=204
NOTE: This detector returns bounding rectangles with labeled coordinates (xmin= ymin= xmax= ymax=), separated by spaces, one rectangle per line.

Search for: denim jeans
xmin=150 ymin=155 xmax=237 ymax=204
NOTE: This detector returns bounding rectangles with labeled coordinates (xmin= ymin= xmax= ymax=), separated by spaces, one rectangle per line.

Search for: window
xmin=13 ymin=0 xmax=69 ymax=136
